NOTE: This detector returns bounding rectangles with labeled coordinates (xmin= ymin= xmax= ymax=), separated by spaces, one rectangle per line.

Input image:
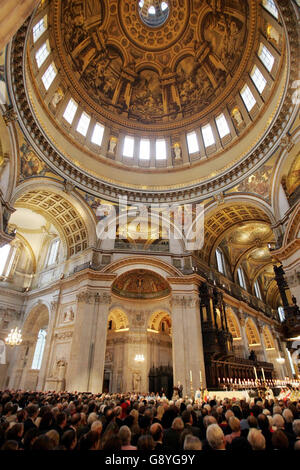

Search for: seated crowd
xmin=0 ymin=390 xmax=300 ymax=451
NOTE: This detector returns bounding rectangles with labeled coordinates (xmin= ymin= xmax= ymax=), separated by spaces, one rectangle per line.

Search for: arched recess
xmin=202 ymin=198 xmax=275 ymax=265
xmin=263 ymin=325 xmax=281 ymax=374
xmin=10 ymin=302 xmax=49 ymax=390
xmin=226 ymin=308 xmax=241 ymax=339
xmin=282 ymin=202 xmax=300 ymax=246
xmin=245 ymin=317 xmax=260 ymax=346
xmin=263 ymin=325 xmax=275 ymax=350
xmin=148 ymin=310 xmax=172 ymax=334
xmin=271 ymin=137 xmax=300 ymax=221
xmin=107 ymin=308 xmax=129 ymax=331
xmin=102 ymin=255 xmax=182 ymax=280
xmin=226 ymin=307 xmax=244 ymax=358
xmin=97 ymin=210 xmax=186 ymax=254
xmin=11 ymin=180 xmax=96 ymax=257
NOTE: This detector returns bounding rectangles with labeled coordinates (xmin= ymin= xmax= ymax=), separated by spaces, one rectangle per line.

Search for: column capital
xmin=171 ymin=294 xmax=199 ymax=308
xmin=76 ymin=291 xmax=94 ymax=304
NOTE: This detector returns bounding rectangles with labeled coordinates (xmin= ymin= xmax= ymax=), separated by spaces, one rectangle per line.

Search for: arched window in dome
xmin=42 ymin=62 xmax=57 ymax=90
xmin=46 ymin=238 xmax=60 ymax=267
xmin=31 ymin=329 xmax=47 ymax=370
xmin=201 ymin=124 xmax=215 ymax=147
xmin=148 ymin=5 xmax=156 ymax=14
xmin=35 ymin=41 xmax=50 ymax=68
xmin=77 ymin=112 xmax=91 ymax=137
xmin=254 ymin=280 xmax=263 ymax=300
xmin=251 ymin=65 xmax=267 ymax=94
xmin=262 ymin=0 xmax=279 ymax=19
xmin=91 ymin=123 xmax=104 ymax=146
xmin=215 ymin=248 xmax=225 ymax=275
xmin=33 ymin=16 xmax=48 ymax=43
xmin=240 ymin=84 xmax=256 ymax=112
xmin=187 ymin=132 xmax=199 ymax=154
xmin=258 ymin=43 xmax=275 ymax=72
xmin=63 ymin=98 xmax=78 ymax=124
xmin=156 ymin=139 xmax=167 ymax=159
xmin=237 ymin=266 xmax=247 ymax=290
xmin=123 ymin=136 xmax=134 ymax=158
xmin=215 ymin=114 xmax=230 ymax=138
xmin=278 ymin=306 xmax=285 ymax=322
xmin=140 ymin=139 xmax=150 ymax=160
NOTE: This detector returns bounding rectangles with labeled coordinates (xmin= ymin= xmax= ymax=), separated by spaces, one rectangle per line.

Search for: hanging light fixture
xmin=5 ymin=327 xmax=23 ymax=346
xmin=134 ymin=354 xmax=145 ymax=363
xmin=276 ymin=357 xmax=285 ymax=364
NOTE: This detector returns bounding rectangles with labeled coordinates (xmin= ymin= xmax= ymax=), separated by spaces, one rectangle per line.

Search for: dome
xmin=8 ymin=0 xmax=297 ymax=202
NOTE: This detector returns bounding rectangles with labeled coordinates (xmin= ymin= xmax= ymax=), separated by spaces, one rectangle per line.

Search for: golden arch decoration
xmin=23 ymin=303 xmax=50 ymax=336
xmin=263 ymin=326 xmax=275 ymax=350
xmin=14 ymin=189 xmax=89 ymax=257
xmin=108 ymin=309 xmax=129 ymax=331
xmin=226 ymin=308 xmax=241 ymax=339
xmin=148 ymin=310 xmax=172 ymax=333
xmin=245 ymin=318 xmax=260 ymax=346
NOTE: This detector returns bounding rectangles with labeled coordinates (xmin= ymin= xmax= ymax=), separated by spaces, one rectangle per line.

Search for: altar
xmin=204 ymin=390 xmax=251 ymax=401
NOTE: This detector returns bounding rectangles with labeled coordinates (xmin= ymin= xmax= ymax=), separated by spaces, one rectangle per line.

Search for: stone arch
xmin=107 ymin=308 xmax=129 ymax=331
xmin=202 ymin=198 xmax=275 ymax=264
xmin=22 ymin=301 xmax=50 ymax=336
xmin=147 ymin=309 xmax=172 ymax=333
xmin=263 ymin=325 xmax=275 ymax=350
xmin=11 ymin=180 xmax=96 ymax=257
xmin=245 ymin=317 xmax=260 ymax=346
xmin=226 ymin=307 xmax=241 ymax=339
xmin=102 ymin=255 xmax=182 ymax=279
xmin=283 ymin=202 xmax=300 ymax=246
xmin=9 ymin=301 xmax=50 ymax=390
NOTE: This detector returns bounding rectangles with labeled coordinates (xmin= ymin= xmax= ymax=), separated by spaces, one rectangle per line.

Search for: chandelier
xmin=134 ymin=354 xmax=145 ymax=363
xmin=5 ymin=327 xmax=23 ymax=346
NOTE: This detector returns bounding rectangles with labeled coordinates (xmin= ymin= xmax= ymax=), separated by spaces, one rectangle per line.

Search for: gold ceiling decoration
xmin=52 ymin=0 xmax=252 ymax=130
xmin=15 ymin=190 xmax=88 ymax=256
xmin=203 ymin=204 xmax=271 ymax=263
xmin=112 ymin=268 xmax=171 ymax=299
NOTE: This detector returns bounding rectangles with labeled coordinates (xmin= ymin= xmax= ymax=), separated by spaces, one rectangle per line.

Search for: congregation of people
xmin=0 ymin=389 xmax=300 ymax=451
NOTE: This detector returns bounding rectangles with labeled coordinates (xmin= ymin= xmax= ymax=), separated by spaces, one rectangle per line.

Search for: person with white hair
xmin=91 ymin=420 xmax=102 ymax=437
xmin=118 ymin=425 xmax=137 ymax=450
xmin=247 ymin=428 xmax=266 ymax=450
xmin=272 ymin=413 xmax=285 ymax=431
xmin=87 ymin=412 xmax=98 ymax=426
xmin=206 ymin=424 xmax=226 ymax=450
xmin=183 ymin=434 xmax=202 ymax=450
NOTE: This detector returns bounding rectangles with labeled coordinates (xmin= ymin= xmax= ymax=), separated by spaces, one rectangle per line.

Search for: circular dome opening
xmin=138 ymin=1 xmax=169 ymax=28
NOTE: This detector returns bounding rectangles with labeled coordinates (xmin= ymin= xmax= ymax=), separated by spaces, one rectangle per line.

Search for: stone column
xmin=257 ymin=321 xmax=268 ymax=363
xmin=172 ymin=292 xmax=206 ymax=396
xmin=238 ymin=311 xmax=249 ymax=359
xmin=36 ymin=301 xmax=57 ymax=391
xmin=67 ymin=291 xmax=96 ymax=392
xmin=88 ymin=291 xmax=111 ymax=394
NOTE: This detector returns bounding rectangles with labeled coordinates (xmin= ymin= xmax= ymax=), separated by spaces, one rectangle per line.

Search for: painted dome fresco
xmin=8 ymin=0 xmax=298 ymax=201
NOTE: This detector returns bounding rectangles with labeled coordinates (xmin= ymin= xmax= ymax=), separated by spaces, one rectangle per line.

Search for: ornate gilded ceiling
xmin=112 ymin=268 xmax=170 ymax=299
xmin=7 ymin=0 xmax=299 ymax=201
xmin=57 ymin=0 xmax=250 ymax=130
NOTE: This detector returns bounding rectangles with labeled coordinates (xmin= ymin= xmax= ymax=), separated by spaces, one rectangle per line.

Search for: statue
xmin=232 ymin=107 xmax=244 ymax=127
xmin=51 ymin=88 xmax=64 ymax=108
xmin=133 ymin=372 xmax=141 ymax=391
xmin=63 ymin=308 xmax=74 ymax=323
xmin=174 ymin=143 xmax=182 ymax=160
xmin=108 ymin=137 xmax=117 ymax=155
xmin=249 ymin=350 xmax=257 ymax=362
